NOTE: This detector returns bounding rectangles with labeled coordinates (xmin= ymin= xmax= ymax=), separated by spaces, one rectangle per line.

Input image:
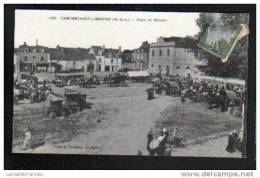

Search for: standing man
xmin=219 ymin=86 xmax=227 ymax=112
xmin=22 ymin=128 xmax=32 ymax=150
xmin=147 ymin=128 xmax=154 ymax=155
xmin=173 ymin=127 xmax=182 ymax=148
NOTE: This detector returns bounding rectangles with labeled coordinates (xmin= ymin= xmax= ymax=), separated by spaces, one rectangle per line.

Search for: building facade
xmin=132 ymin=41 xmax=150 ymax=71
xmin=57 ymin=58 xmax=96 ymax=73
xmin=13 ymin=53 xmax=20 ymax=74
xmin=49 ymin=46 xmax=96 ymax=73
xmin=90 ymin=45 xmax=122 ymax=72
xmin=148 ymin=37 xmax=201 ymax=76
xmin=15 ymin=42 xmax=51 ymax=73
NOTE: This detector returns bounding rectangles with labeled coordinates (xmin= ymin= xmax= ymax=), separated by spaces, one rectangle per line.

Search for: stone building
xmin=148 ymin=36 xmax=202 ymax=76
xmin=49 ymin=46 xmax=96 ymax=73
xmin=15 ymin=42 xmax=51 ymax=73
xmin=90 ymin=45 xmax=122 ymax=72
xmin=132 ymin=41 xmax=150 ymax=71
xmin=13 ymin=53 xmax=20 ymax=74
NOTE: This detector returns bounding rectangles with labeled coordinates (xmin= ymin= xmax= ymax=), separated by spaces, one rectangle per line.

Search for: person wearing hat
xmin=226 ymin=130 xmax=237 ymax=153
xmin=157 ymin=128 xmax=169 ymax=156
xmin=219 ymin=86 xmax=227 ymax=112
xmin=157 ymin=131 xmax=166 ymax=156
xmin=162 ymin=128 xmax=169 ymax=141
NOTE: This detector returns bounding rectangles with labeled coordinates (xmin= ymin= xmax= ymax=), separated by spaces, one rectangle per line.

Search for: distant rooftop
xmin=151 ymin=36 xmax=197 ymax=49
xmin=15 ymin=42 xmax=95 ymax=61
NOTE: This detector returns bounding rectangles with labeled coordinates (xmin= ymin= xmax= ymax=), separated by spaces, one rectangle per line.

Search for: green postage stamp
xmin=198 ymin=24 xmax=248 ymax=62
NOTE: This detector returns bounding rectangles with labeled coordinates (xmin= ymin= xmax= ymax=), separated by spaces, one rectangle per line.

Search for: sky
xmin=15 ymin=10 xmax=200 ymax=50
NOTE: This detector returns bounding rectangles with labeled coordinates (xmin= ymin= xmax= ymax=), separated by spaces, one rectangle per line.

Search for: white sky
xmin=15 ymin=10 xmax=200 ymax=50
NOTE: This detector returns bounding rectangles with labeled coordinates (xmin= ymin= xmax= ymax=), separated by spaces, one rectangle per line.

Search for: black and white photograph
xmin=11 ymin=9 xmax=251 ymax=158
xmin=3 ymin=3 xmax=257 ymax=172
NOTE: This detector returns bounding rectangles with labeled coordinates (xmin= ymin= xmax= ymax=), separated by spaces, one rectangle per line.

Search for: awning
xmin=200 ymin=76 xmax=245 ymax=86
xmin=56 ymin=72 xmax=85 ymax=77
xmin=47 ymin=93 xmax=64 ymax=102
xmin=127 ymin=71 xmax=150 ymax=78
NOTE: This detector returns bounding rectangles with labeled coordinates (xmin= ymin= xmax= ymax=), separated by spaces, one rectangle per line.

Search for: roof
xmin=103 ymin=48 xmax=120 ymax=58
xmin=16 ymin=43 xmax=94 ymax=61
xmin=56 ymin=72 xmax=86 ymax=77
xmin=90 ymin=46 xmax=102 ymax=56
xmin=161 ymin=36 xmax=196 ymax=49
xmin=47 ymin=93 xmax=64 ymax=102
xmin=17 ymin=44 xmax=48 ymax=53
xmin=48 ymin=47 xmax=94 ymax=61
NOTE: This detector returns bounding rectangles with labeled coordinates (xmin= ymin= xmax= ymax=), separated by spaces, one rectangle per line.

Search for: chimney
xmin=118 ymin=46 xmax=121 ymax=53
xmin=23 ymin=42 xmax=27 ymax=46
xmin=102 ymin=45 xmax=105 ymax=54
xmin=36 ymin=39 xmax=38 ymax=46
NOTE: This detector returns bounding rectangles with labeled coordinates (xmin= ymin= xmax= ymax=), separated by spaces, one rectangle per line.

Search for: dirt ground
xmin=12 ymin=82 xmax=242 ymax=157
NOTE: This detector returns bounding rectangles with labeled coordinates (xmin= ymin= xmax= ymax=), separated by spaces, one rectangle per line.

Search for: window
xmin=111 ymin=59 xmax=114 ymax=63
xmin=176 ymin=66 xmax=180 ymax=69
xmin=167 ymin=49 xmax=170 ymax=56
xmin=33 ymin=56 xmax=36 ymax=59
xmin=159 ymin=49 xmax=162 ymax=56
xmin=186 ymin=66 xmax=190 ymax=69
xmin=87 ymin=64 xmax=94 ymax=72
xmin=99 ymin=58 xmax=102 ymax=62
xmin=41 ymin=56 xmax=44 ymax=61
xmin=158 ymin=65 xmax=161 ymax=70
xmin=105 ymin=66 xmax=110 ymax=72
xmin=152 ymin=49 xmax=155 ymax=56
xmin=24 ymin=56 xmax=28 ymax=61
xmin=151 ymin=64 xmax=154 ymax=67
xmin=73 ymin=61 xmax=76 ymax=65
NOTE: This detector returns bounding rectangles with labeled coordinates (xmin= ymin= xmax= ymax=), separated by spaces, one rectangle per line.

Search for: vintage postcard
xmin=12 ymin=10 xmax=248 ymax=157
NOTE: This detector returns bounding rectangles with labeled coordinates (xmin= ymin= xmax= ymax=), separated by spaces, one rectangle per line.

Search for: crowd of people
xmin=226 ymin=130 xmax=243 ymax=153
xmin=151 ymin=73 xmax=245 ymax=114
xmin=14 ymin=78 xmax=51 ymax=104
xmin=146 ymin=127 xmax=183 ymax=156
xmin=146 ymin=73 xmax=245 ymax=156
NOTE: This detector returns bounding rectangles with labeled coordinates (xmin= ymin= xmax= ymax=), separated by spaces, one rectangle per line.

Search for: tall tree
xmin=195 ymin=13 xmax=249 ymax=79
